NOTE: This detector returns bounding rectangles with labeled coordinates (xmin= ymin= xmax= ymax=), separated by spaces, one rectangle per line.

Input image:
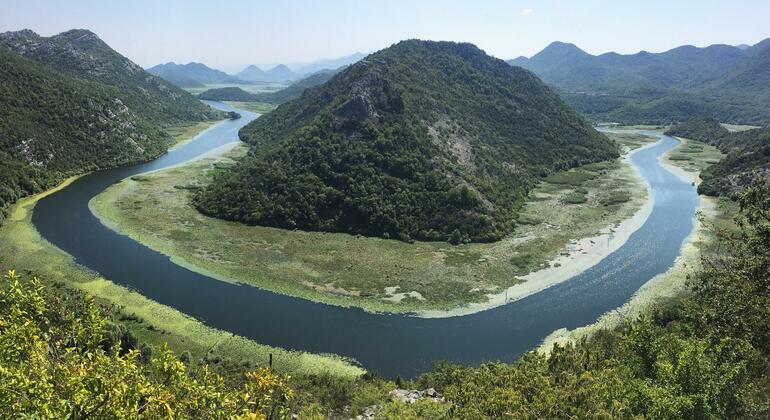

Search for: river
xmin=32 ymin=102 xmax=699 ymax=377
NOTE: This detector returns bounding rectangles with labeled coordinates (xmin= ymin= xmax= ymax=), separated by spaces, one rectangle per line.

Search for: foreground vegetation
xmin=92 ymin=132 xmax=651 ymax=313
xmin=5 ymin=181 xmax=769 ymax=418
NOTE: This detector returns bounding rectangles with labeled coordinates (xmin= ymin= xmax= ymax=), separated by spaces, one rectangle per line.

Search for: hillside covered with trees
xmin=666 ymin=117 xmax=770 ymax=195
xmin=0 ymin=29 xmax=219 ymax=125
xmin=194 ymin=40 xmax=617 ymax=243
xmin=511 ymin=39 xmax=770 ymax=125
xmin=0 ymin=29 xmax=221 ymax=223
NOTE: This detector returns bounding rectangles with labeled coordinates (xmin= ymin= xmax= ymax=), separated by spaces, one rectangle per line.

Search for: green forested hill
xmin=0 ymin=29 xmax=220 ymax=124
xmin=665 ymin=116 xmax=730 ymax=144
xmin=511 ymin=40 xmax=770 ymax=125
xmin=0 ymin=28 xmax=221 ymax=223
xmin=666 ymin=116 xmax=770 ymax=195
xmin=194 ymin=40 xmax=617 ymax=243
xmin=198 ymin=86 xmax=257 ymax=101
xmin=0 ymin=48 xmax=171 ymax=221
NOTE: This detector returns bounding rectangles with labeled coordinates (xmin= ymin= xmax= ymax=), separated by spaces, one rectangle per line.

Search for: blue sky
xmin=1 ymin=0 xmax=769 ymax=71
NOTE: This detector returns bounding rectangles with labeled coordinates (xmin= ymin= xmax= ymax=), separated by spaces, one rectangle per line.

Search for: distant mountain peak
xmin=543 ymin=41 xmax=587 ymax=54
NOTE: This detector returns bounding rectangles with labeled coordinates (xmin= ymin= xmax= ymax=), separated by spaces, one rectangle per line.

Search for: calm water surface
xmin=33 ymin=103 xmax=699 ymax=377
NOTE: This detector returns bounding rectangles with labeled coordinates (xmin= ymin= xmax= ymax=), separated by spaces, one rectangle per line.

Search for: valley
xmin=1 ymin=5 xmax=769 ymax=416
xmin=90 ymin=130 xmax=653 ymax=314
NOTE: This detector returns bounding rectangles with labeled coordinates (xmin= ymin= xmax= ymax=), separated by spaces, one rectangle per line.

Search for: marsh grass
xmin=540 ymin=132 xmax=731 ymax=352
xmin=662 ymin=137 xmax=725 ymax=176
xmin=223 ymin=101 xmax=278 ymax=114
xmin=92 ymin=132 xmax=655 ymax=313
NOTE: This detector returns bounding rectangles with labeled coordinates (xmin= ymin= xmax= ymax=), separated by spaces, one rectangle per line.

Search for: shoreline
xmin=538 ymin=134 xmax=708 ymax=352
xmin=417 ymin=139 xmax=660 ymax=318
xmin=91 ymin=139 xmax=660 ymax=319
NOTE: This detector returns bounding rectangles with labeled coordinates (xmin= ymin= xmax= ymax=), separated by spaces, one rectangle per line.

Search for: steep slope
xmin=147 ymin=62 xmax=246 ymax=87
xmin=0 ymin=29 xmax=219 ymax=124
xmin=666 ymin=117 xmax=770 ymax=195
xmin=699 ymin=128 xmax=770 ymax=196
xmin=510 ymin=39 xmax=770 ymax=124
xmin=195 ymin=40 xmax=617 ymax=243
xmin=0 ymin=48 xmax=168 ymax=221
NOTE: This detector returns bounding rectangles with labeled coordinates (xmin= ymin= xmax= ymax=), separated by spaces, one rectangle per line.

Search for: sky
xmin=1 ymin=0 xmax=769 ymax=72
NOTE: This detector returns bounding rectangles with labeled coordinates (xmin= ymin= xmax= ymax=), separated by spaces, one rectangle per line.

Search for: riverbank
xmin=0 ymin=149 xmax=363 ymax=379
xmin=419 ymin=137 xmax=657 ymax=317
xmin=539 ymin=133 xmax=727 ymax=351
xmin=165 ymin=119 xmax=223 ymax=150
xmin=90 ymin=131 xmax=656 ymax=315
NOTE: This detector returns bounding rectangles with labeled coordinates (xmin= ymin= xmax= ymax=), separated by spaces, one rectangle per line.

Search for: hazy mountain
xmin=236 ymin=64 xmax=298 ymax=82
xmin=0 ymin=29 xmax=218 ymax=124
xmin=194 ymin=40 xmax=616 ymax=243
xmin=147 ymin=62 xmax=246 ymax=87
xmin=509 ymin=39 xmax=770 ymax=124
xmin=293 ymin=52 xmax=365 ymax=75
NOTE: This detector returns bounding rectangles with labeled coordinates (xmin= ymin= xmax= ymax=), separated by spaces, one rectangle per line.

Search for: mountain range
xmin=147 ymin=53 xmax=364 ymax=87
xmin=0 ymin=29 xmax=218 ymax=125
xmin=147 ymin=62 xmax=247 ymax=87
xmin=509 ymin=39 xmax=770 ymax=125
xmin=0 ymin=29 xmax=219 ymax=221
xmin=194 ymin=40 xmax=617 ymax=243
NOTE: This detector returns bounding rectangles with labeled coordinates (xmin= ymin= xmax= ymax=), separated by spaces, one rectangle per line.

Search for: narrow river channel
xmin=32 ymin=101 xmax=699 ymax=377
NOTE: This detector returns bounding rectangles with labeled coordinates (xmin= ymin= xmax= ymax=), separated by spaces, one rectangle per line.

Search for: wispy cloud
xmin=519 ymin=8 xmax=534 ymax=17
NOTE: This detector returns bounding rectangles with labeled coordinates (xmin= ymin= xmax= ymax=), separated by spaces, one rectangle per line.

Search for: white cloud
xmin=519 ymin=8 xmax=534 ymax=17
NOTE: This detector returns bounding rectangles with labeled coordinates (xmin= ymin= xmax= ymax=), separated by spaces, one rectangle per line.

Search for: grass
xmin=662 ymin=137 xmax=725 ymax=178
xmin=0 ymin=159 xmax=363 ymax=378
xmin=164 ymin=120 xmax=222 ymax=149
xmin=224 ymin=101 xmax=278 ymax=114
xmin=91 ymin=131 xmax=656 ymax=314
xmin=608 ymin=131 xmax=660 ymax=151
xmin=541 ymin=129 xmax=732 ymax=353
